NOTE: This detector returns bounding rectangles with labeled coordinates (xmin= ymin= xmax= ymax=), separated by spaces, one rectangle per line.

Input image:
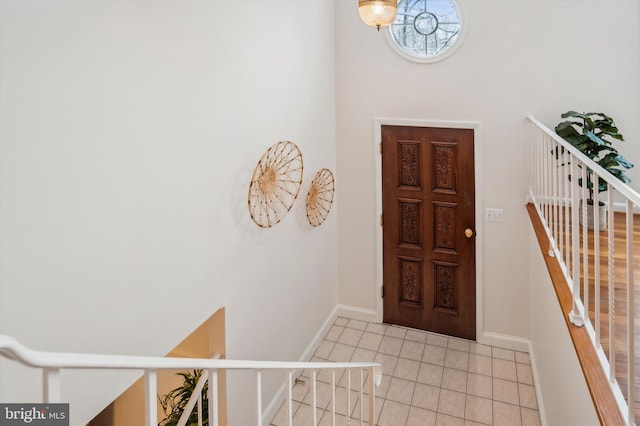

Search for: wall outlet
xmin=486 ymin=208 xmax=504 ymax=222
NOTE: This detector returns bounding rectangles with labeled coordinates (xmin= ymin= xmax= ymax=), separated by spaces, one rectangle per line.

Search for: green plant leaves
xmin=554 ymin=110 xmax=633 ymax=199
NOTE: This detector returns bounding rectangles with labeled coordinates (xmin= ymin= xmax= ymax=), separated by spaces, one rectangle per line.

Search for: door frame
xmin=374 ymin=118 xmax=484 ymax=341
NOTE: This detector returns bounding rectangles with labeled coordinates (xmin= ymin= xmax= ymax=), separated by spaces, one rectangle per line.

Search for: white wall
xmin=335 ymin=0 xmax=639 ymax=342
xmin=528 ymin=225 xmax=599 ymax=426
xmin=0 ymin=1 xmax=336 ymax=424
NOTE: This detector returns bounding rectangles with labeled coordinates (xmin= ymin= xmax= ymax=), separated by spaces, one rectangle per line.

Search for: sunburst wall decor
xmin=248 ymin=141 xmax=303 ymax=228
xmin=306 ymin=168 xmax=335 ymax=227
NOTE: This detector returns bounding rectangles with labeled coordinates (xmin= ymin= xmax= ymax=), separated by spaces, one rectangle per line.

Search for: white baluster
xmin=312 ymin=370 xmax=318 ymax=425
xmin=209 ymin=370 xmax=219 ymax=426
xmin=358 ymin=369 xmax=364 ymax=426
xmin=144 ymin=369 xmax=158 ymax=426
xmin=593 ymin=174 xmax=601 ymax=346
xmin=581 ymin=164 xmax=589 ymax=322
xmin=257 ymin=371 xmax=263 ymax=426
xmin=625 ymin=200 xmax=635 ymax=425
xmin=331 ymin=369 xmax=336 ymax=426
xmin=346 ymin=370 xmax=351 ymax=426
xmin=42 ymin=368 xmax=60 ymax=403
xmin=569 ymin=157 xmax=584 ymax=327
xmin=368 ymin=366 xmax=375 ymax=426
xmin=608 ymin=189 xmax=616 ymax=382
xmin=286 ymin=371 xmax=293 ymax=426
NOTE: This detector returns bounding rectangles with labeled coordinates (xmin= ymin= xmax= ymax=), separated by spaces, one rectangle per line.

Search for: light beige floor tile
xmin=493 ymin=401 xmax=521 ymax=426
xmin=448 ymin=338 xmax=470 ymax=352
xmin=378 ymin=400 xmax=410 ymax=426
xmin=351 ymin=347 xmax=377 ymax=363
xmin=468 ymin=354 xmax=492 ymax=376
xmin=325 ymin=325 xmax=345 ymax=341
xmin=319 ymin=412 xmax=347 ymax=426
xmin=375 ymin=352 xmax=399 ymax=376
xmin=334 ymin=317 xmax=349 ymax=326
xmin=464 ymin=420 xmax=489 ymax=426
xmin=338 ymin=327 xmax=363 ymax=346
xmin=317 ymin=367 xmax=344 ymax=385
xmin=333 ymin=386 xmax=360 ymax=416
xmin=412 ymin=382 xmax=441 ymax=411
xmin=418 ymin=362 xmax=444 ymax=387
xmin=269 ymin=400 xmax=300 ymax=426
xmin=423 ymin=344 xmax=447 ymax=366
xmin=303 ymin=380 xmax=333 ymax=409
xmin=518 ymin=383 xmax=538 ymax=409
xmin=492 ymin=358 xmax=517 ymax=381
xmin=493 ymin=378 xmax=519 ymax=405
xmin=395 ymin=357 xmax=421 ymax=381
xmin=445 ymin=349 xmax=469 ymax=371
xmin=438 ymin=388 xmax=466 ymax=418
xmin=292 ymin=376 xmax=310 ymax=402
xmin=386 ymin=325 xmax=408 ymax=339
xmin=467 ymin=373 xmax=492 ymax=399
xmin=407 ymin=406 xmax=437 ymax=426
xmin=521 ymin=407 xmax=541 ymax=426
xmin=469 ymin=343 xmax=492 ymax=357
xmin=359 ymin=331 xmax=383 ymax=352
xmin=352 ymin=395 xmax=385 ymax=423
xmin=387 ymin=377 xmax=416 ymax=405
xmin=442 ymin=367 xmax=467 ymax=393
xmin=401 ymin=340 xmax=425 ymax=361
xmin=406 ymin=329 xmax=428 ymax=343
xmin=315 ymin=340 xmax=335 ymax=359
xmin=293 ymin=403 xmax=326 ymax=425
xmin=491 ymin=347 xmax=515 ymax=361
xmin=516 ymin=363 xmax=534 ymax=385
xmin=427 ymin=333 xmax=449 ymax=348
xmin=379 ymin=335 xmax=404 ymax=356
xmin=328 ymin=343 xmax=355 ymax=362
xmin=435 ymin=413 xmax=465 ymax=426
xmin=465 ymin=394 xmax=492 ymax=425
xmin=515 ymin=352 xmax=531 ymax=365
xmin=365 ymin=322 xmax=388 ymax=335
xmin=347 ymin=319 xmax=368 ymax=330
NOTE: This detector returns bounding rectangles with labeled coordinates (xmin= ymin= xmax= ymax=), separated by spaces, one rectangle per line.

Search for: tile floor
xmin=269 ymin=317 xmax=541 ymax=426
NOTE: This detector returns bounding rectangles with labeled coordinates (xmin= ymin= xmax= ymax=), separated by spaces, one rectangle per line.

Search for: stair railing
xmin=527 ymin=115 xmax=640 ymax=425
xmin=0 ymin=334 xmax=382 ymax=426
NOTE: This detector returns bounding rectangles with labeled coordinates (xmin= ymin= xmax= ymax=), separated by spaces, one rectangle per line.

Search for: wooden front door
xmin=382 ymin=125 xmax=476 ymax=340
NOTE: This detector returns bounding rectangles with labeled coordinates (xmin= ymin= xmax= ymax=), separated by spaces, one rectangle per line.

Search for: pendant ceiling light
xmin=358 ymin=0 xmax=398 ymax=31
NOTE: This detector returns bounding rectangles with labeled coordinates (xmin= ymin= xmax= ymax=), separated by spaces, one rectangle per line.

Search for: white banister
xmin=0 ymin=335 xmax=382 ymax=426
xmin=527 ymin=114 xmax=639 ymax=425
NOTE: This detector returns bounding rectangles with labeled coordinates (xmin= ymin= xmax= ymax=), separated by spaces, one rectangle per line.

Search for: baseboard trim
xmin=478 ymin=331 xmax=531 ymax=353
xmin=335 ymin=304 xmax=379 ymax=323
xmin=262 ymin=305 xmax=340 ymax=424
xmin=527 ymin=341 xmax=548 ymax=426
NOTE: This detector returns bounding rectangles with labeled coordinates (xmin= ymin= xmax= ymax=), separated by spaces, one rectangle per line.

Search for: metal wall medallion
xmin=248 ymin=141 xmax=303 ymax=228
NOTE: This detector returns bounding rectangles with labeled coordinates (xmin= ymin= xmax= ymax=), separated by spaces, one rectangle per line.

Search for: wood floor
xmin=548 ymin=207 xmax=640 ymax=424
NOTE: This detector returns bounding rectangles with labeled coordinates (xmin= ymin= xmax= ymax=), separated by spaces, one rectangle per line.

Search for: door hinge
xmin=381 ymin=286 xmax=384 ymax=298
xmin=380 ymin=213 xmax=383 ymax=226
xmin=379 ymin=142 xmax=382 ymax=155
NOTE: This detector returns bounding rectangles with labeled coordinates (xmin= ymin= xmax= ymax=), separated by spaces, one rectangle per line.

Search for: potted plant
xmin=158 ymin=369 xmax=209 ymax=426
xmin=554 ymin=111 xmax=634 ymax=230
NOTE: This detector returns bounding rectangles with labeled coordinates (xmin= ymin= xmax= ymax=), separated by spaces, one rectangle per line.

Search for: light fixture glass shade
xmin=358 ymin=0 xmax=398 ymax=30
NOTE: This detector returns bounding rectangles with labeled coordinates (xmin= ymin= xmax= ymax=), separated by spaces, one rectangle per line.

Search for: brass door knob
xmin=465 ymin=228 xmax=474 ymax=238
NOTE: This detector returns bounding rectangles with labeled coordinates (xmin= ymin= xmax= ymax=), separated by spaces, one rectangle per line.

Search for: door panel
xmin=382 ymin=125 xmax=476 ymax=340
